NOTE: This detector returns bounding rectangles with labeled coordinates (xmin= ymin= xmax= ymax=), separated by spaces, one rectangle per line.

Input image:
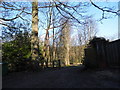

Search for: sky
xmin=38 ymin=2 xmax=119 ymax=41
xmin=0 ymin=1 xmax=119 ymax=41
xmin=87 ymin=2 xmax=118 ymax=41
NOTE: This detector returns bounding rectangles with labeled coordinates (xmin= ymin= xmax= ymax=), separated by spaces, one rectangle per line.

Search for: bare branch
xmin=90 ymin=0 xmax=118 ymax=15
xmin=57 ymin=5 xmax=82 ymax=24
xmin=55 ymin=5 xmax=72 ymax=19
xmin=38 ymin=4 xmax=60 ymax=8
xmin=0 ymin=22 xmax=18 ymax=29
xmin=0 ymin=11 xmax=23 ymax=21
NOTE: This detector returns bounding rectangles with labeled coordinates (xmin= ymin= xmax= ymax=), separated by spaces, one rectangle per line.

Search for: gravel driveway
xmin=2 ymin=65 xmax=120 ymax=88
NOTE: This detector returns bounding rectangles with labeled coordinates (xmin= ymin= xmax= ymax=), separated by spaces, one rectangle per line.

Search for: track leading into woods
xmin=3 ymin=65 xmax=120 ymax=88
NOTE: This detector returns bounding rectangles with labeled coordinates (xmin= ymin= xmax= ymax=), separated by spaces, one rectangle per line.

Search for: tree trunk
xmin=43 ymin=6 xmax=52 ymax=67
xmin=65 ymin=43 xmax=70 ymax=65
xmin=31 ymin=0 xmax=39 ymax=70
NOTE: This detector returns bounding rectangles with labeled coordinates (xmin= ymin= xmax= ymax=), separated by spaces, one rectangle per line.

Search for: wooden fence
xmin=84 ymin=38 xmax=120 ymax=68
xmin=105 ymin=39 xmax=120 ymax=67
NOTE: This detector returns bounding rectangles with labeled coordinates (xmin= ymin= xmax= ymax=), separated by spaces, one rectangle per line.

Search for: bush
xmin=2 ymin=31 xmax=44 ymax=72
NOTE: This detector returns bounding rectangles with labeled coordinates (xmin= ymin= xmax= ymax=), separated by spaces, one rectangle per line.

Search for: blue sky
xmin=0 ymin=1 xmax=119 ymax=41
xmin=87 ymin=2 xmax=118 ymax=40
xmin=38 ymin=2 xmax=119 ymax=41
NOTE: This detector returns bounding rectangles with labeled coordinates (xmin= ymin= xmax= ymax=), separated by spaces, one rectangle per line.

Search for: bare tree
xmin=31 ymin=0 xmax=39 ymax=61
xmin=0 ymin=1 xmax=119 ymax=69
xmin=77 ymin=17 xmax=98 ymax=45
xmin=58 ymin=19 xmax=71 ymax=66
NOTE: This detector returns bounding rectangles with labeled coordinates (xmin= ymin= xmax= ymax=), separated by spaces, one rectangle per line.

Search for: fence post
xmin=52 ymin=61 xmax=55 ymax=68
xmin=58 ymin=60 xmax=61 ymax=69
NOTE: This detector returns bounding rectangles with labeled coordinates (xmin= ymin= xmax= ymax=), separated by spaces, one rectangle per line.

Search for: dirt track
xmin=2 ymin=65 xmax=120 ymax=88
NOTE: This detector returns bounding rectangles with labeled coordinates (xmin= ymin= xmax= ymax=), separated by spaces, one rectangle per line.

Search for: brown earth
xmin=2 ymin=65 xmax=120 ymax=88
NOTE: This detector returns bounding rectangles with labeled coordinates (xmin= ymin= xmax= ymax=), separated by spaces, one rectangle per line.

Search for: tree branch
xmin=57 ymin=5 xmax=82 ymax=24
xmin=0 ymin=22 xmax=18 ymax=29
xmin=90 ymin=0 xmax=118 ymax=15
xmin=0 ymin=11 xmax=23 ymax=21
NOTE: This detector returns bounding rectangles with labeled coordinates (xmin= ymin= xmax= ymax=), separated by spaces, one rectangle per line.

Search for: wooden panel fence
xmin=84 ymin=38 xmax=120 ymax=68
xmin=105 ymin=39 xmax=120 ymax=67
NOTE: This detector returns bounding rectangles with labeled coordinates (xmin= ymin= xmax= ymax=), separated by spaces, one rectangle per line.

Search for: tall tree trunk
xmin=43 ymin=6 xmax=52 ymax=67
xmin=31 ymin=0 xmax=39 ymax=70
xmin=65 ymin=43 xmax=70 ymax=65
xmin=43 ymin=28 xmax=51 ymax=68
xmin=59 ymin=20 xmax=70 ymax=66
xmin=52 ymin=7 xmax=55 ymax=61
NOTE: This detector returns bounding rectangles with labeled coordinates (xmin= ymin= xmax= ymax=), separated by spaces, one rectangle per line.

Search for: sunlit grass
xmin=65 ymin=63 xmax=83 ymax=67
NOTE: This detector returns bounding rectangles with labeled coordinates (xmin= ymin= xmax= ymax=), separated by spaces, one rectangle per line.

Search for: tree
xmin=0 ymin=1 xmax=119 ymax=70
xmin=31 ymin=1 xmax=39 ymax=60
xmin=78 ymin=17 xmax=98 ymax=45
xmin=2 ymin=31 xmax=31 ymax=72
xmin=58 ymin=19 xmax=71 ymax=66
